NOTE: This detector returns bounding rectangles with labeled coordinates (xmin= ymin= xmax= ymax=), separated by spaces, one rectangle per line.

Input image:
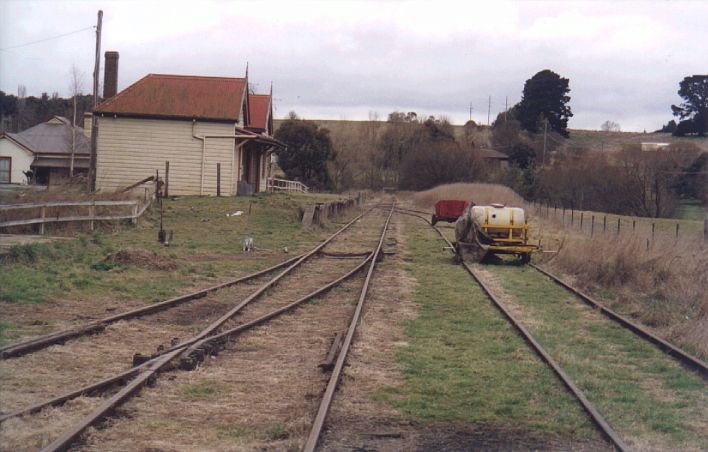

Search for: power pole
xmin=89 ymin=10 xmax=102 ymax=192
xmin=469 ymin=103 xmax=473 ymax=122
xmin=487 ymin=95 xmax=491 ymax=126
xmin=542 ymin=118 xmax=548 ymax=167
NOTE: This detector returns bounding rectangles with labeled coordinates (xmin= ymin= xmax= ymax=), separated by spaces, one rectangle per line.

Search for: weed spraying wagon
xmin=454 ymin=203 xmax=539 ymax=263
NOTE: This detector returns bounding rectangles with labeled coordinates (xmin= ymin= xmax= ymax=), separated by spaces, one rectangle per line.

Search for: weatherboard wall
xmin=0 ymin=137 xmax=34 ymax=184
xmin=96 ymin=117 xmax=237 ymax=195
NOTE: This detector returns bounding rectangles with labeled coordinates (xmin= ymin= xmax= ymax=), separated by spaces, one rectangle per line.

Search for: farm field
xmin=1 ymin=190 xmax=706 ymax=451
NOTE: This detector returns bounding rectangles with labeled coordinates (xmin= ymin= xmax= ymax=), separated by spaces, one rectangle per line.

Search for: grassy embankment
xmin=485 ymin=264 xmax=708 ymax=450
xmin=0 ymin=192 xmax=352 ymax=345
xmin=377 ymin=218 xmax=600 ymax=443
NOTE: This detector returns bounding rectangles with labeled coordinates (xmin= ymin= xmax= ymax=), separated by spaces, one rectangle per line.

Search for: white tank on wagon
xmin=454 ymin=202 xmax=538 ymax=263
xmin=470 ymin=205 xmax=526 ymax=228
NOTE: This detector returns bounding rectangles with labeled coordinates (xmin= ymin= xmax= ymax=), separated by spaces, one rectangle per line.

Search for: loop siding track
xmin=303 ymin=201 xmax=395 ymax=452
xmin=0 ymin=253 xmax=306 ymax=359
xmin=3 ymin=204 xmax=393 ymax=451
xmin=394 ymin=207 xmax=631 ymax=451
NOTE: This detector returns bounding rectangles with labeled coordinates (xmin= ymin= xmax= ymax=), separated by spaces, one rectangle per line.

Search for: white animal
xmin=243 ymin=235 xmax=254 ymax=252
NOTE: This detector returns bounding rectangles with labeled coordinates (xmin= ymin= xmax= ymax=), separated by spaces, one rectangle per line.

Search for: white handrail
xmin=267 ymin=178 xmax=309 ymax=193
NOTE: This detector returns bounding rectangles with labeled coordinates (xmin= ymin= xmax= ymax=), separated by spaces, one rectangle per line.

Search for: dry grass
xmin=543 ymin=233 xmax=708 ymax=358
xmin=411 ymin=183 xmax=526 ymax=210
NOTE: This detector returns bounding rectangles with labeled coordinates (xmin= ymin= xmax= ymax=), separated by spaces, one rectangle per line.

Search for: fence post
xmin=632 ymin=219 xmax=636 ymax=232
xmin=165 ymin=161 xmax=170 ymax=198
xmin=675 ymin=223 xmax=679 ymax=239
xmin=652 ymin=223 xmax=655 ymax=244
xmin=603 ymin=215 xmax=607 ymax=233
xmin=562 ymin=208 xmax=566 ymax=225
xmin=131 ymin=202 xmax=138 ymax=225
xmin=591 ymin=215 xmax=595 ymax=237
xmin=571 ymin=209 xmax=574 ymax=226
xmin=89 ymin=202 xmax=95 ymax=231
xmin=580 ymin=212 xmax=584 ymax=230
xmin=617 ymin=218 xmax=620 ymax=235
xmin=217 ymin=163 xmax=221 ymax=197
xmin=39 ymin=206 xmax=46 ymax=235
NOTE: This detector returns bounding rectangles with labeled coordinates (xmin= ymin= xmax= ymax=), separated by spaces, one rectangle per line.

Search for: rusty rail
xmin=0 ymin=253 xmax=306 ymax=359
xmin=530 ymin=264 xmax=708 ymax=379
xmin=303 ymin=201 xmax=395 ymax=452
xmin=31 ymin=209 xmax=379 ymax=451
xmin=395 ymin=207 xmax=629 ymax=452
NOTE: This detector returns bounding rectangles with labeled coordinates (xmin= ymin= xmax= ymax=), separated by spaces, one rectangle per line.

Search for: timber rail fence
xmin=0 ymin=198 xmax=153 ymax=234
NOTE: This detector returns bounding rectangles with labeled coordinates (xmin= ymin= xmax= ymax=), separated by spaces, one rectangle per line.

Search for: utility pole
xmin=487 ymin=95 xmax=491 ymax=126
xmin=542 ymin=118 xmax=548 ymax=167
xmin=89 ymin=10 xmax=102 ymax=192
xmin=469 ymin=103 xmax=473 ymax=122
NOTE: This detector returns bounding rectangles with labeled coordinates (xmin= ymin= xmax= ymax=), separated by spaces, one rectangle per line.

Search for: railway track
xmin=1 ymin=201 xmax=396 ymax=451
xmin=395 ymin=206 xmax=707 ymax=451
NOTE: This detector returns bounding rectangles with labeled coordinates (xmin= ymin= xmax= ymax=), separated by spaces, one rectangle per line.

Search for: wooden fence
xmin=267 ymin=178 xmax=309 ymax=193
xmin=0 ymin=199 xmax=152 ymax=234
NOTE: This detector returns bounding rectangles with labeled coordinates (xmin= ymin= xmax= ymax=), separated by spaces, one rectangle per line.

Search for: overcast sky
xmin=1 ymin=0 xmax=706 ymax=131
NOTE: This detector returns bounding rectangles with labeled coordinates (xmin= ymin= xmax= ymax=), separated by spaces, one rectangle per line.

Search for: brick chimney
xmin=103 ymin=51 xmax=119 ymax=99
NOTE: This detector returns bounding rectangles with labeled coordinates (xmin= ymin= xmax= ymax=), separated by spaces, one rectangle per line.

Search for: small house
xmin=0 ymin=116 xmax=90 ymax=185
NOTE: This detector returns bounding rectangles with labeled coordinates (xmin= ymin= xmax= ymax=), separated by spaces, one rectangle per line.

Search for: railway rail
xmin=394 ymin=205 xmax=707 ymax=452
xmin=1 ymin=201 xmax=396 ymax=451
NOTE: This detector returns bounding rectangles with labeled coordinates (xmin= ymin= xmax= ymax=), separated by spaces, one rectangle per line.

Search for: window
xmin=0 ymin=157 xmax=10 ymax=184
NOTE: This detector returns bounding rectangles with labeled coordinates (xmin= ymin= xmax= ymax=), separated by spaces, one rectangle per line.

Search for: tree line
xmin=275 ymin=71 xmax=706 ymax=218
xmin=0 ymin=90 xmax=93 ymax=132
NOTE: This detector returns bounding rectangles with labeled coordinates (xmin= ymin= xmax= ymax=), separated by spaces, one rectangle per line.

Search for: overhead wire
xmin=0 ymin=26 xmax=94 ymax=52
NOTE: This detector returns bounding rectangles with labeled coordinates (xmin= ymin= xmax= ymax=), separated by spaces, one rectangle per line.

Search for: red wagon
xmin=432 ymin=200 xmax=470 ymax=225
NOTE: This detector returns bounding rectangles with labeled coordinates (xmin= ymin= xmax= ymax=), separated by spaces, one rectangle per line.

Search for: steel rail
xmin=1 ymin=253 xmax=374 ymax=425
xmin=461 ymin=262 xmax=629 ymax=452
xmin=179 ymin=252 xmax=374 ymax=369
xmin=396 ymin=208 xmax=707 ymax=378
xmin=0 ymin=254 xmax=306 ymax=359
xmin=303 ymin=201 xmax=396 ymax=452
xmin=35 ymin=210 xmax=382 ymax=452
xmin=396 ymin=208 xmax=630 ymax=452
xmin=530 ymin=264 xmax=708 ymax=379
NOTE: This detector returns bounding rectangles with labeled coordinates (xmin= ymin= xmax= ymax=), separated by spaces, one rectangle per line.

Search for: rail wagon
xmin=454 ymin=203 xmax=539 ymax=263
xmin=431 ymin=199 xmax=469 ymax=225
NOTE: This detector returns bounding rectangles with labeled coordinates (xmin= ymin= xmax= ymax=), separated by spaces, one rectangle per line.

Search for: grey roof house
xmin=0 ymin=116 xmax=90 ymax=185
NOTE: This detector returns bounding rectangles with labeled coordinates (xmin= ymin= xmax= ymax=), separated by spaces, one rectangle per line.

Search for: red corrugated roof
xmin=248 ymin=94 xmax=271 ymax=130
xmin=95 ymin=74 xmax=246 ymax=122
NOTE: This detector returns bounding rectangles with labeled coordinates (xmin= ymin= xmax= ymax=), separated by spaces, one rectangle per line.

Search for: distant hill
xmin=273 ymin=119 xmax=708 ymax=154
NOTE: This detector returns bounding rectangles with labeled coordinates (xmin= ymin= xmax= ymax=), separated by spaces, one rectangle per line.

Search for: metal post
xmin=632 ymin=219 xmax=636 ymax=232
xmin=617 ymin=218 xmax=620 ymax=235
xmin=675 ymin=223 xmax=679 ymax=239
xmin=603 ymin=216 xmax=607 ymax=233
xmin=217 ymin=163 xmax=221 ymax=197
xmin=580 ymin=212 xmax=584 ymax=230
xmin=571 ymin=209 xmax=574 ymax=226
xmin=164 ymin=161 xmax=169 ymax=198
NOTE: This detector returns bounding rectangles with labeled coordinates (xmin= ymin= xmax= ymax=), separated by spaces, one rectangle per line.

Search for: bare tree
xmin=68 ymin=64 xmax=85 ymax=177
xmin=601 ymin=120 xmax=621 ymax=132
